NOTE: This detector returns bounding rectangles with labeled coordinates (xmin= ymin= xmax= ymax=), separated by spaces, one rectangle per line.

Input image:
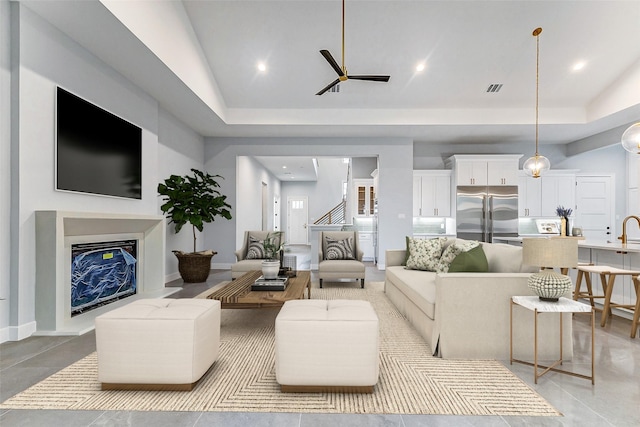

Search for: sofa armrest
xmin=433 ymin=272 xmax=572 ymax=359
xmin=385 ymin=250 xmax=406 ymax=268
xmin=234 ymin=249 xmax=245 ymax=262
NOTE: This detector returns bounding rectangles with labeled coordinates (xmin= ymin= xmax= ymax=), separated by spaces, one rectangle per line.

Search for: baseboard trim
xmin=0 ymin=321 xmax=37 ymax=343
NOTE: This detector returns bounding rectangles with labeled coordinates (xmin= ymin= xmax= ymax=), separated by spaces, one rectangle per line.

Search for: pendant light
xmin=523 ymin=27 xmax=550 ymax=178
xmin=621 ymin=122 xmax=640 ymax=154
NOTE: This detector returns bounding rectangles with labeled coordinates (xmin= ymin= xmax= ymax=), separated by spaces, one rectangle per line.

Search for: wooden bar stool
xmin=594 ymin=267 xmax=640 ymax=337
xmin=632 ymin=275 xmax=640 ymax=339
xmin=572 ymin=264 xmax=608 ymax=314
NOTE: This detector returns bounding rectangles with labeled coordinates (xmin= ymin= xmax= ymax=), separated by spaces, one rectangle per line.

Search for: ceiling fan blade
xmin=320 ymin=50 xmax=345 ymax=77
xmin=316 ymin=78 xmax=341 ymax=96
xmin=348 ymin=75 xmax=390 ymax=82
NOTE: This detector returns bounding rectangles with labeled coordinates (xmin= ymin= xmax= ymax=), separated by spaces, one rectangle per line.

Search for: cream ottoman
xmin=95 ymin=298 xmax=220 ymax=390
xmin=275 ymin=299 xmax=379 ymax=393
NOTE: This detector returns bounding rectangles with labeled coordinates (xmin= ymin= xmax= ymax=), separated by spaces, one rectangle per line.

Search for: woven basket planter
xmin=173 ymin=250 xmax=217 ymax=283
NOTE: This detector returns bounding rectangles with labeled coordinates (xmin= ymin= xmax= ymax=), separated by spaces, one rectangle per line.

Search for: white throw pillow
xmin=405 ymin=237 xmax=445 ymax=271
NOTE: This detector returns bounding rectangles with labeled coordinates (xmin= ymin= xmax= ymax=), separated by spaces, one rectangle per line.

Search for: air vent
xmin=486 ymin=84 xmax=503 ymax=93
xmin=330 ymin=84 xmax=340 ymax=93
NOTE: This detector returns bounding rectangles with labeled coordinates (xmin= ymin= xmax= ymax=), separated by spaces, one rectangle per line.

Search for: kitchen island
xmin=494 ymin=236 xmax=640 ymax=322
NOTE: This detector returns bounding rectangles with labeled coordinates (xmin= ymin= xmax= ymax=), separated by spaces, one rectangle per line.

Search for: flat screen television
xmin=56 ymin=87 xmax=142 ymax=199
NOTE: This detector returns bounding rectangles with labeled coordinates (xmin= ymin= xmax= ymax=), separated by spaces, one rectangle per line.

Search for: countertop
xmin=493 ymin=236 xmax=640 ymax=253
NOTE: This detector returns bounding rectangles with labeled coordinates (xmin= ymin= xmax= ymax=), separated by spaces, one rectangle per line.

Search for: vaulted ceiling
xmin=21 ymin=0 xmax=640 ymax=149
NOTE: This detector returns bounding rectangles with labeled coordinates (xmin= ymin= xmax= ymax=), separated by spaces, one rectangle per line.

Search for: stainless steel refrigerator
xmin=456 ymin=186 xmax=518 ymax=242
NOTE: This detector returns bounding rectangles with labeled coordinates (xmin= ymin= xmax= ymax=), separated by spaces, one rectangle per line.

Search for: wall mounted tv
xmin=56 ymin=87 xmax=142 ymax=199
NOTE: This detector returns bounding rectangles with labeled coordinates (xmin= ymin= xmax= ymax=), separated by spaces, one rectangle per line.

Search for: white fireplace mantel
xmin=35 ymin=210 xmax=178 ymax=335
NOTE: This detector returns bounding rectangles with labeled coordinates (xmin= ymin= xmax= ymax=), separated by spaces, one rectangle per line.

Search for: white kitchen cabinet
xmin=487 ymin=160 xmax=519 ymax=185
xmin=448 ymin=155 xmax=521 ymax=186
xmin=413 ymin=171 xmax=451 ymax=217
xmin=518 ymin=173 xmax=542 ymax=217
xmin=455 ymin=160 xmax=488 ymax=186
xmin=541 ymin=174 xmax=575 ymax=217
xmin=353 ymin=179 xmax=375 ymax=217
xmin=358 ymin=232 xmax=375 ymax=261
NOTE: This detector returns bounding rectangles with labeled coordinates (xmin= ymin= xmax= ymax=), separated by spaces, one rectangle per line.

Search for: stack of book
xmin=251 ymin=276 xmax=288 ymax=291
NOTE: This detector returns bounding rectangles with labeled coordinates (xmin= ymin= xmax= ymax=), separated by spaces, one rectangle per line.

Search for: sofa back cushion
xmin=481 ymin=242 xmax=537 ymax=273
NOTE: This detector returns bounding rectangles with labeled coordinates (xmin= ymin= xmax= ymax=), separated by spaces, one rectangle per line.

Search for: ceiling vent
xmin=486 ymin=84 xmax=503 ymax=93
xmin=329 ymin=83 xmax=340 ymax=93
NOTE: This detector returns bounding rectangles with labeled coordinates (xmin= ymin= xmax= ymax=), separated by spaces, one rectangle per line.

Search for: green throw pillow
xmin=447 ymin=245 xmax=489 ymax=273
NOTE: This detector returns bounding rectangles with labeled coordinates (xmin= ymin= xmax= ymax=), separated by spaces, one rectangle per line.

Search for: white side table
xmin=510 ymin=296 xmax=594 ymax=384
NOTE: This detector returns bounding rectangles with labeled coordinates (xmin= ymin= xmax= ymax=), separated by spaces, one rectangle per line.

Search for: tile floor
xmin=1 ymin=257 xmax=639 ymax=426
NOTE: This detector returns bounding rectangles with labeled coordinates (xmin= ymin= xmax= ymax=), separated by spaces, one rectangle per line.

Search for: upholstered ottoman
xmin=95 ymin=298 xmax=221 ymax=390
xmin=275 ymin=299 xmax=379 ymax=393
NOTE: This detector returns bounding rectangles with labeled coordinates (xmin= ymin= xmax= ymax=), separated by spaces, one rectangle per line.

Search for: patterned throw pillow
xmin=405 ymin=237 xmax=445 ymax=271
xmin=435 ymin=240 xmax=480 ymax=273
xmin=325 ymin=237 xmax=355 ymax=260
xmin=246 ymin=235 xmax=266 ymax=259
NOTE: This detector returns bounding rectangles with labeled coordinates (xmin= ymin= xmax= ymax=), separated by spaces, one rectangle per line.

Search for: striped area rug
xmin=0 ymin=282 xmax=560 ymax=416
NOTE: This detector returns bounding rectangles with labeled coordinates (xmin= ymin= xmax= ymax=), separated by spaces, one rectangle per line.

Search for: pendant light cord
xmin=534 ymin=27 xmax=541 ymax=157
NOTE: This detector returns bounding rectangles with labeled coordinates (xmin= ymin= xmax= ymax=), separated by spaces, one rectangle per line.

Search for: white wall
xmin=233 ymin=156 xmax=281 ymax=261
xmin=1 ymin=0 xmax=12 ymax=342
xmin=204 ymin=137 xmax=413 ymax=269
xmin=157 ymin=107 xmax=205 ymax=280
xmin=3 ymin=5 xmax=204 ymax=341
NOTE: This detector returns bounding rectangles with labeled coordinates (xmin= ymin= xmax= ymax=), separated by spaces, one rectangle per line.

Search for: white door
xmin=575 ymin=175 xmax=614 ymax=240
xmin=287 ymin=196 xmax=309 ymax=244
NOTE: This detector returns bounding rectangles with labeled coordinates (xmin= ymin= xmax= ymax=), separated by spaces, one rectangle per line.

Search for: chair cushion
xmin=325 ymin=236 xmax=355 ymax=260
xmin=319 ymin=259 xmax=365 ymax=274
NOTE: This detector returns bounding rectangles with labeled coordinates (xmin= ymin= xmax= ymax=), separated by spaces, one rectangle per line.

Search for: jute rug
xmin=0 ymin=282 xmax=560 ymax=416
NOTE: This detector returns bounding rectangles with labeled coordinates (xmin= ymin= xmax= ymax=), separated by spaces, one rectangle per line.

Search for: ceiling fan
xmin=316 ymin=0 xmax=390 ymax=95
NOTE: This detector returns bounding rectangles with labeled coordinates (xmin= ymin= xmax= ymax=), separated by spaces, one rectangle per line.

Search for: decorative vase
xmin=560 ymin=217 xmax=567 ymax=236
xmin=528 ymin=269 xmax=573 ymax=302
xmin=261 ymin=260 xmax=280 ymax=279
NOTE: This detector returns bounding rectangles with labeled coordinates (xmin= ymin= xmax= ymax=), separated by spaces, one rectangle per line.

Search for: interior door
xmin=287 ymin=196 xmax=309 ymax=244
xmin=575 ymin=175 xmax=614 ymax=240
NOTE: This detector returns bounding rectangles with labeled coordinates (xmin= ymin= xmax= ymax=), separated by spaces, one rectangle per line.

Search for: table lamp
xmin=522 ymin=238 xmax=578 ymax=301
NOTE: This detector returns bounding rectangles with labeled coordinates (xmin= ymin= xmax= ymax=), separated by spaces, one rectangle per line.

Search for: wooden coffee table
xmin=197 ymin=270 xmax=311 ymax=309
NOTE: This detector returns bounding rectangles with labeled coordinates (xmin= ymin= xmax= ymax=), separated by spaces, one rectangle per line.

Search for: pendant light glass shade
xmin=523 ymin=154 xmax=551 ymax=178
xmin=523 ymin=27 xmax=550 ymax=178
xmin=621 ymin=122 xmax=640 ymax=154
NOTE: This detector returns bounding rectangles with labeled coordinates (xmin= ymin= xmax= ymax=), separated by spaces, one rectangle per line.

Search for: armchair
xmin=231 ymin=231 xmax=284 ymax=279
xmin=318 ymin=231 xmax=366 ymax=288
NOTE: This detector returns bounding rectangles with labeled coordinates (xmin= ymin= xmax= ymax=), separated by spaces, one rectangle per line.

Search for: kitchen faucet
xmin=618 ymin=215 xmax=640 ymax=244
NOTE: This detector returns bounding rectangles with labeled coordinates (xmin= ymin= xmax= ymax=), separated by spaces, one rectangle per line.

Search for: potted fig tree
xmin=158 ymin=168 xmax=232 ymax=283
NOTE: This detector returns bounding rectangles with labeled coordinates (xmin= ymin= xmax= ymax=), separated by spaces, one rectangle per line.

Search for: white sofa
xmin=385 ymin=239 xmax=574 ymax=360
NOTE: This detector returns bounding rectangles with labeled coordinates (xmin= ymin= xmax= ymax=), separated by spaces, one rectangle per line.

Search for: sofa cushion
xmin=405 ymin=237 xmax=445 ymax=271
xmin=386 ymin=266 xmax=436 ymax=319
xmin=448 ymin=245 xmax=489 ymax=272
xmin=325 ymin=236 xmax=355 ymax=260
xmin=436 ymin=240 xmax=480 ymax=273
xmin=246 ymin=235 xmax=266 ymax=259
xmin=481 ymin=242 xmax=538 ymax=273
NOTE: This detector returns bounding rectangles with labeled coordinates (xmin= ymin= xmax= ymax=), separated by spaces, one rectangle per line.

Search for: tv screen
xmin=56 ymin=87 xmax=142 ymax=199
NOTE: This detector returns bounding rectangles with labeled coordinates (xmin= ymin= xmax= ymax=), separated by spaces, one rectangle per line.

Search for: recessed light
xmin=257 ymin=62 xmax=267 ymax=72
xmin=572 ymin=61 xmax=586 ymax=72
xmin=282 ymin=165 xmax=287 ymax=169
xmin=416 ymin=63 xmax=425 ymax=72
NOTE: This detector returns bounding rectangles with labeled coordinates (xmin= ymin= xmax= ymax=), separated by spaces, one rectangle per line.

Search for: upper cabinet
xmin=518 ymin=171 xmax=577 ymax=217
xmin=353 ymin=179 xmax=375 ymax=217
xmin=413 ymin=171 xmax=451 ymax=217
xmin=518 ymin=174 xmax=542 ymax=217
xmin=447 ymin=155 xmax=521 ymax=186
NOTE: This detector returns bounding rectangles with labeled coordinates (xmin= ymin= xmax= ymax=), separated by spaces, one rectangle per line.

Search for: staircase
xmin=314 ymin=199 xmax=346 ymax=225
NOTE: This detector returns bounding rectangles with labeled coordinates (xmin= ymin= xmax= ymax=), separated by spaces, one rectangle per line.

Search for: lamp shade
xmin=522 ymin=238 xmax=578 ymax=269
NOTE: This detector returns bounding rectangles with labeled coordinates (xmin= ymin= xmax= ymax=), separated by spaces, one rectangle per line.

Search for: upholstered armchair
xmin=318 ymin=231 xmax=365 ymax=288
xmin=231 ymin=231 xmax=284 ymax=279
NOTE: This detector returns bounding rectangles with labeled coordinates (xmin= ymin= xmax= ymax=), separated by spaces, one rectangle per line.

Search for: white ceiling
xmin=21 ymin=0 xmax=640 ymax=158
